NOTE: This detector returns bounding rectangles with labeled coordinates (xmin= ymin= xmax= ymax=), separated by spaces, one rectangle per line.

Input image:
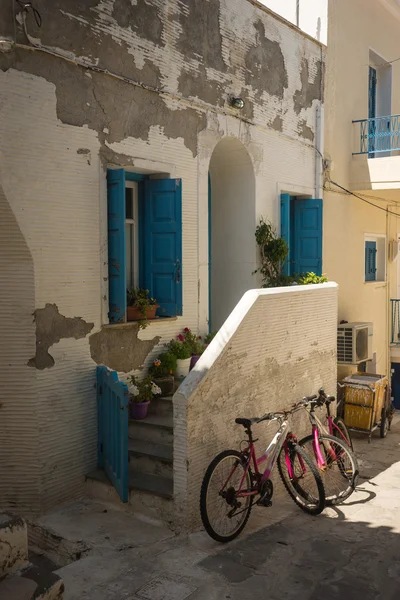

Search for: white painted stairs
xmin=0 ymin=513 xmax=64 ymax=600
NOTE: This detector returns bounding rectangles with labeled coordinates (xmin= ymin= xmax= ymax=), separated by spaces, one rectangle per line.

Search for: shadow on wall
xmin=0 ymin=181 xmax=40 ymax=513
xmin=209 ymin=137 xmax=256 ymax=331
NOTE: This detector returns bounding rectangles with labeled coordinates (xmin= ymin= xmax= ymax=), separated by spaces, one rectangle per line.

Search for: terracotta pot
xmin=175 ymin=358 xmax=191 ymax=378
xmin=130 ymin=401 xmax=150 ymax=420
xmin=127 ymin=305 xmax=159 ymax=322
xmin=153 ymin=376 xmax=174 ymax=397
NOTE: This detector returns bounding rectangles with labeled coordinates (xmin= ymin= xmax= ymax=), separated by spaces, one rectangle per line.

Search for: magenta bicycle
xmin=200 ymin=405 xmax=325 ymax=543
xmin=297 ymin=390 xmax=359 ymax=506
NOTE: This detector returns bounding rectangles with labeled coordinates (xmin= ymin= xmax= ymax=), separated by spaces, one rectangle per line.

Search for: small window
xmin=125 ymin=183 xmax=139 ymax=290
xmin=364 ymin=235 xmax=386 ymax=282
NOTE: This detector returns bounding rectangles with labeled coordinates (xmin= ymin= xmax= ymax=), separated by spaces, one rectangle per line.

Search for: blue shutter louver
xmin=293 ymin=199 xmax=323 ymax=277
xmin=143 ymin=178 xmax=183 ymax=317
xmin=280 ymin=193 xmax=291 ymax=277
xmin=365 ymin=241 xmax=377 ymax=281
xmin=107 ymin=168 xmax=127 ymax=322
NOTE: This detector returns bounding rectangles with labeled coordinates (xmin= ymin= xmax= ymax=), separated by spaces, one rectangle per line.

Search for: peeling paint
xmin=112 ymin=0 xmax=164 ymax=45
xmin=89 ymin=324 xmax=160 ymax=373
xmin=28 ymin=304 xmax=94 ymax=370
xmin=269 ymin=114 xmax=283 ymax=132
xmin=297 ymin=119 xmax=314 ymax=141
xmin=245 ymin=20 xmax=288 ymax=100
xmin=293 ymin=58 xmax=324 ymax=115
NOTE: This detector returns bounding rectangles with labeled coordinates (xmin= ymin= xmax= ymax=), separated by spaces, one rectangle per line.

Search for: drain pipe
xmin=315 ymin=104 xmax=324 ymax=198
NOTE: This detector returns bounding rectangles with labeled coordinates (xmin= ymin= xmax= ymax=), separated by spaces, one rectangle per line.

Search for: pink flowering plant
xmin=149 ymin=352 xmax=177 ymax=377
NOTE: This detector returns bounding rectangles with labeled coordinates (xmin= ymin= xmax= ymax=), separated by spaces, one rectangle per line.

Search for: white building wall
xmin=0 ymin=0 xmax=325 ymax=512
xmin=258 ymin=0 xmax=328 ymax=44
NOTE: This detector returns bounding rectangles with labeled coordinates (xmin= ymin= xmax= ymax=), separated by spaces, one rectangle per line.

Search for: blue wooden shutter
xmin=293 ymin=198 xmax=323 ymax=276
xmin=365 ymin=241 xmax=377 ymax=281
xmin=280 ymin=193 xmax=291 ymax=276
xmin=368 ymin=67 xmax=377 ymax=156
xmin=143 ymin=178 xmax=182 ymax=317
xmin=107 ymin=169 xmax=126 ymax=322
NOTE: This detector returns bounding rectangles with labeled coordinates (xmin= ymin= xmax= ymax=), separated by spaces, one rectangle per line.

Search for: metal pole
xmin=296 ymin=0 xmax=300 ymax=27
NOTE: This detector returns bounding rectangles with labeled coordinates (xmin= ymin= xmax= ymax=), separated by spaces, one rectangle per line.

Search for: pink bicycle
xmin=200 ymin=404 xmax=325 ymax=543
xmin=297 ymin=390 xmax=359 ymax=506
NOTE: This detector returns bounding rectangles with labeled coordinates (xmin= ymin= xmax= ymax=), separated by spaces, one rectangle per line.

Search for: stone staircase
xmin=0 ymin=513 xmax=64 ymax=600
xmin=86 ymin=392 xmax=175 ymax=524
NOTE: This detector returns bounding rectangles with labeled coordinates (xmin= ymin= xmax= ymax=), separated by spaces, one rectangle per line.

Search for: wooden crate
xmin=341 ymin=373 xmax=388 ymax=431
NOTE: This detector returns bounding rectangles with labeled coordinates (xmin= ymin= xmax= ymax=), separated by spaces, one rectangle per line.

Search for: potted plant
xmin=182 ymin=327 xmax=205 ymax=371
xmin=128 ymin=375 xmax=161 ymax=420
xmin=126 ymin=288 xmax=158 ymax=328
xmin=169 ymin=336 xmax=192 ymax=378
xmin=149 ymin=352 xmax=177 ymax=396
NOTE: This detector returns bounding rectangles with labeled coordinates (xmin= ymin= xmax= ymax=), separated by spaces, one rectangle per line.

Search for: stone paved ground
xmin=51 ymin=416 xmax=400 ymax=600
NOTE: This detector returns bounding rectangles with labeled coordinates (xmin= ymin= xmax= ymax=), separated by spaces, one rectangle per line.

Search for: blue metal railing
xmin=391 ymin=299 xmax=400 ymax=345
xmin=353 ymin=114 xmax=400 ymax=155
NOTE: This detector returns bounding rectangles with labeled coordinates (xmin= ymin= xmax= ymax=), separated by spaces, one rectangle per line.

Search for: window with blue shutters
xmin=365 ymin=240 xmax=377 ymax=281
xmin=107 ymin=169 xmax=183 ymax=323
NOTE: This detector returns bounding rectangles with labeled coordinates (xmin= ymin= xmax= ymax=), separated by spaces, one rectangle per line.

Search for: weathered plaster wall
xmin=174 ymin=284 xmax=338 ymax=530
xmin=0 ymin=0 xmax=325 ymax=512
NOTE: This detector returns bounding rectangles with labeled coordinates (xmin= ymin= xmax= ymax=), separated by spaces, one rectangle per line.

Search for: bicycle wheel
xmin=200 ymin=450 xmax=253 ymax=543
xmin=333 ymin=417 xmax=353 ymax=450
xmin=298 ymin=434 xmax=359 ymax=506
xmin=380 ymin=408 xmax=389 ymax=438
xmin=277 ymin=443 xmax=325 ymax=515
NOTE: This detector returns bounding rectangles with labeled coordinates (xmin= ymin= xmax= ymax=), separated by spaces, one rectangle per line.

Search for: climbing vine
xmin=254 ymin=218 xmax=327 ymax=288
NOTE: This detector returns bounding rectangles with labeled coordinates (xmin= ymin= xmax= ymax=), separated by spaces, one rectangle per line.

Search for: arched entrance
xmin=208 ymin=137 xmax=256 ymax=330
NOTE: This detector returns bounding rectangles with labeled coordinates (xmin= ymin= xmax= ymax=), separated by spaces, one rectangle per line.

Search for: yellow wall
xmin=325 ymin=0 xmax=400 ymax=377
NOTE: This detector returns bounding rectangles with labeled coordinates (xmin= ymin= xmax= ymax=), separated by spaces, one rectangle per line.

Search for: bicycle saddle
xmin=235 ymin=417 xmax=259 ymax=427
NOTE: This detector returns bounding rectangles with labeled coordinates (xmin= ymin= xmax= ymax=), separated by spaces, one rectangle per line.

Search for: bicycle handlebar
xmin=247 ymin=389 xmax=337 ymax=425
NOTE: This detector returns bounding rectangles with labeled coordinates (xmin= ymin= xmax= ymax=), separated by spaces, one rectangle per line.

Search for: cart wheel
xmin=380 ymin=408 xmax=389 ymax=438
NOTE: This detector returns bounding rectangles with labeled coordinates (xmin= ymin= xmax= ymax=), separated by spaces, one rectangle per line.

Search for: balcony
xmin=350 ymin=115 xmax=400 ymax=192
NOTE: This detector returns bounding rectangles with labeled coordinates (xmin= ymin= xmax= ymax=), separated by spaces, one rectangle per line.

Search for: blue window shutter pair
xmin=280 ymin=194 xmax=323 ymax=277
xmin=107 ymin=170 xmax=183 ymax=322
xmin=365 ymin=241 xmax=377 ymax=281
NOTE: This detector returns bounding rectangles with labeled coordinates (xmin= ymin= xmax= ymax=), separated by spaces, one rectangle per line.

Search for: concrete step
xmin=0 ymin=563 xmax=64 ymax=600
xmin=147 ymin=396 xmax=173 ymax=417
xmin=129 ymin=470 xmax=173 ymax=499
xmin=129 ymin=414 xmax=173 ymax=445
xmin=85 ymin=469 xmax=174 ymax=525
xmin=129 ymin=439 xmax=173 ymax=477
xmin=0 ymin=514 xmax=29 ymax=577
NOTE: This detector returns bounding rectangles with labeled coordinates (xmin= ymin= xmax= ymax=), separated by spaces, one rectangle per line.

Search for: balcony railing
xmin=391 ymin=299 xmax=400 ymax=344
xmin=353 ymin=114 xmax=400 ymax=155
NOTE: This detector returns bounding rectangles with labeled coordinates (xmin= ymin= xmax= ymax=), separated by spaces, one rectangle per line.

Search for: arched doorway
xmin=208 ymin=137 xmax=256 ymax=330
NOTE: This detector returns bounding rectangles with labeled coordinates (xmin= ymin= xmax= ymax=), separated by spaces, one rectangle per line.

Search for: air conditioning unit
xmin=337 ymin=322 xmax=373 ymax=365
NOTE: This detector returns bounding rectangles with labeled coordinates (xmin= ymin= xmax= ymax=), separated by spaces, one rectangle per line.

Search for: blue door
xmin=292 ymin=199 xmax=323 ymax=277
xmin=368 ymin=66 xmax=377 ymax=156
xmin=280 ymin=193 xmax=291 ymax=277
xmin=107 ymin=169 xmax=127 ymax=323
xmin=97 ymin=366 xmax=129 ymax=502
xmin=391 ymin=363 xmax=400 ymax=410
xmin=143 ymin=178 xmax=183 ymax=317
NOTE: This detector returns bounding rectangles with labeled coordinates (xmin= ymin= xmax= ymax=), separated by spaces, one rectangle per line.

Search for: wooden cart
xmin=338 ymin=373 xmax=390 ymax=442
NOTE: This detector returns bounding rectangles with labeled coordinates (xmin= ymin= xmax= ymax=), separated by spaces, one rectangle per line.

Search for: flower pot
xmin=175 ymin=358 xmax=191 ymax=378
xmin=127 ymin=305 xmax=159 ymax=322
xmin=153 ymin=376 xmax=174 ymax=397
xmin=190 ymin=355 xmax=201 ymax=371
xmin=130 ymin=401 xmax=150 ymax=420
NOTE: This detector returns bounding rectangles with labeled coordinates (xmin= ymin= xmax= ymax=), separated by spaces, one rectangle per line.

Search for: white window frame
xmin=364 ymin=233 xmax=386 ymax=283
xmin=125 ymin=181 xmax=139 ymax=289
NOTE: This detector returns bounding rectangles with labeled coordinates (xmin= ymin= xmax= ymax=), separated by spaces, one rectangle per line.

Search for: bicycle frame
xmin=307 ymin=407 xmax=344 ymax=470
xmin=223 ymin=419 xmax=304 ymax=499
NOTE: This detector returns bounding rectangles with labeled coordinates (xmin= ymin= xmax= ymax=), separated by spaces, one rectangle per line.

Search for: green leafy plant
xmin=296 ymin=272 xmax=328 ymax=285
xmin=127 ymin=375 xmax=161 ymax=404
xmin=254 ymin=218 xmax=328 ymax=288
xmin=149 ymin=352 xmax=177 ymax=377
xmin=204 ymin=331 xmax=217 ymax=345
xmin=169 ymin=338 xmax=192 ymax=360
xmin=182 ymin=327 xmax=205 ymax=356
xmin=127 ymin=287 xmax=157 ymax=329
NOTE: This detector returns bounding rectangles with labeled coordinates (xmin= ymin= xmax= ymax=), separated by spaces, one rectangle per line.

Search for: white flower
xmin=151 ymin=382 xmax=162 ymax=395
xmin=128 ymin=384 xmax=139 ymax=397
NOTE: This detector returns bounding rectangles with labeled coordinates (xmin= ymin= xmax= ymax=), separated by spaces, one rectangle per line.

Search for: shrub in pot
xmin=128 ymin=375 xmax=161 ymax=420
xmin=149 ymin=352 xmax=177 ymax=396
xmin=126 ymin=287 xmax=158 ymax=328
xmin=169 ymin=337 xmax=192 ymax=378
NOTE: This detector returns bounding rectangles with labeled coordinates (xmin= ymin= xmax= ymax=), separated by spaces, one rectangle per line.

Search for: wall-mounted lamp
xmin=229 ymin=97 xmax=245 ymax=110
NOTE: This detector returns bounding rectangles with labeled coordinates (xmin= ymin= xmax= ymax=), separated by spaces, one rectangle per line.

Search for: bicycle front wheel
xmin=200 ymin=450 xmax=253 ymax=543
xmin=299 ymin=433 xmax=359 ymax=506
xmin=277 ymin=443 xmax=325 ymax=515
